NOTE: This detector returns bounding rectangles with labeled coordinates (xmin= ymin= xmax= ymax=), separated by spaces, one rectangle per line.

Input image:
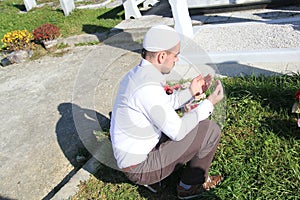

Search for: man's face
xmin=161 ymin=43 xmax=180 ymax=74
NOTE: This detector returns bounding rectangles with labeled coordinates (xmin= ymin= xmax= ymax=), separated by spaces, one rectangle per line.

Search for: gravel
xmin=194 ymin=22 xmax=300 ymax=52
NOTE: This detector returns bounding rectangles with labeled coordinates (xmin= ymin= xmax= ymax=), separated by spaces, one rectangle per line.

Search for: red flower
xmin=171 ymin=84 xmax=182 ymax=91
xmin=164 ymin=84 xmax=182 ymax=95
xmin=295 ymin=89 xmax=300 ymax=102
xmin=33 ymin=23 xmax=60 ymax=41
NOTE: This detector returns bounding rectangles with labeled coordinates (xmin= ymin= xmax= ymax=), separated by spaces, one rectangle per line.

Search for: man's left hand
xmin=190 ymin=74 xmax=212 ymax=97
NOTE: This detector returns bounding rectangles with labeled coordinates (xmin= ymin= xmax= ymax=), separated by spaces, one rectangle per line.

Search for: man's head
xmin=142 ymin=25 xmax=181 ymax=74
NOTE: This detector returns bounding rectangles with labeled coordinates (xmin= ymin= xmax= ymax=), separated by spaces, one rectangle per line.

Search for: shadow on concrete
xmin=56 ymin=102 xmax=110 ymax=167
xmin=190 ymin=1 xmax=300 ymax=25
xmin=254 ymin=11 xmax=300 ymax=19
xmin=42 ymin=167 xmax=80 ymax=200
xmin=0 ymin=196 xmax=17 ymax=200
xmin=253 ymin=9 xmax=300 ymax=31
xmin=208 ymin=61 xmax=282 ymax=77
xmin=102 ymin=29 xmax=143 ymax=52
xmin=42 ymin=103 xmax=112 ymax=199
xmin=292 ymin=22 xmax=300 ymax=31
xmin=142 ymin=0 xmax=173 ymax=18
xmin=80 ymin=3 xmax=143 ymax=52
xmin=82 ymin=24 xmax=144 ymax=52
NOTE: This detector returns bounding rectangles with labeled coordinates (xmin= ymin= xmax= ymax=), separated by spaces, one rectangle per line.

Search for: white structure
xmin=169 ymin=0 xmax=193 ymax=38
xmin=60 ymin=0 xmax=76 ymax=16
xmin=122 ymin=0 xmax=274 ymax=19
xmin=23 ymin=0 xmax=75 ymax=16
xmin=122 ymin=0 xmax=144 ymax=19
xmin=187 ymin=0 xmax=270 ymax=8
xmin=23 ymin=0 xmax=37 ymax=11
xmin=122 ymin=0 xmax=159 ymax=19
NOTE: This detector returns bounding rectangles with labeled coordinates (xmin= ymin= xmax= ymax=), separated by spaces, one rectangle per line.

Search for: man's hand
xmin=190 ymin=74 xmax=212 ymax=97
xmin=207 ymin=80 xmax=224 ymax=105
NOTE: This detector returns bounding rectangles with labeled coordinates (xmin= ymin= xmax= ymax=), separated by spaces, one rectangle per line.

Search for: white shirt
xmin=110 ymin=59 xmax=213 ymax=168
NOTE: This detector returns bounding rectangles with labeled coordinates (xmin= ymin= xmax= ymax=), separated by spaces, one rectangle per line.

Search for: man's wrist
xmin=207 ymin=96 xmax=215 ymax=105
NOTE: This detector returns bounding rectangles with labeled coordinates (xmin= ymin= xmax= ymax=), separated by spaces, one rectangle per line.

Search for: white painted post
xmin=60 ymin=0 xmax=75 ymax=16
xmin=23 ymin=0 xmax=37 ymax=11
xmin=169 ymin=0 xmax=193 ymax=38
xmin=122 ymin=0 xmax=143 ymax=19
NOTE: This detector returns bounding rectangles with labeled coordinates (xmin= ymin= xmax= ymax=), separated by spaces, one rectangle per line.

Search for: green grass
xmin=0 ymin=0 xmax=124 ymax=47
xmin=71 ymin=74 xmax=300 ymax=200
xmin=75 ymin=41 xmax=100 ymax=46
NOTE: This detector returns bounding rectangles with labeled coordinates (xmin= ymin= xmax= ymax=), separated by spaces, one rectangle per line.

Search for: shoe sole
xmin=143 ymin=181 xmax=162 ymax=193
xmin=143 ymin=184 xmax=158 ymax=193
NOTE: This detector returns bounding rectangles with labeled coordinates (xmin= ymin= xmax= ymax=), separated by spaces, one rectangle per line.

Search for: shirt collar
xmin=139 ymin=59 xmax=166 ymax=85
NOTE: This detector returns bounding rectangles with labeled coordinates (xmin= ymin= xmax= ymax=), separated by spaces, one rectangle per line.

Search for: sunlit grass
xmin=0 ymin=0 xmax=124 ymax=47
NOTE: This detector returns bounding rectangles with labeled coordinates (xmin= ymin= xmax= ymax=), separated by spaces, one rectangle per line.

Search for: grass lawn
xmin=0 ymin=0 xmax=124 ymax=47
xmin=71 ymin=74 xmax=300 ymax=200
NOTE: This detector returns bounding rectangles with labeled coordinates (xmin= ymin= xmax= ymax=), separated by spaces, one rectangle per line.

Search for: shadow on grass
xmin=97 ymin=5 xmax=125 ymax=20
xmin=92 ymin=164 xmax=221 ymax=200
xmin=223 ymin=72 xmax=300 ymax=140
xmin=82 ymin=24 xmax=143 ymax=53
xmin=265 ymin=118 xmax=300 ymax=140
xmin=12 ymin=4 xmax=26 ymax=11
xmin=82 ymin=24 xmax=111 ymax=34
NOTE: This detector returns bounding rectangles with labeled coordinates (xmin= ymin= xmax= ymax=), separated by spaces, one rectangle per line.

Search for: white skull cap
xmin=143 ymin=25 xmax=180 ymax=52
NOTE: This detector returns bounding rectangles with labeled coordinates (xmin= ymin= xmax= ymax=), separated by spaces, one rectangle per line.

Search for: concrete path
xmin=0 ymin=1 xmax=299 ymax=200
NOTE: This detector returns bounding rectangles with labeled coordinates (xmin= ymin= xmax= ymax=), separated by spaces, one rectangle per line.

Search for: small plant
xmin=33 ymin=23 xmax=60 ymax=42
xmin=74 ymin=41 xmax=100 ymax=46
xmin=1 ymin=30 xmax=34 ymax=51
xmin=56 ymin=42 xmax=69 ymax=49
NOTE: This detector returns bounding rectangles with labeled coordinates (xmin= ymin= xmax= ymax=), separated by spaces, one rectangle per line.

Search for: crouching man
xmin=110 ymin=25 xmax=224 ymax=199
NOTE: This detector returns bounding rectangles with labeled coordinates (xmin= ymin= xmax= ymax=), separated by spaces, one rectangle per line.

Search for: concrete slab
xmin=0 ymin=43 xmax=140 ymax=199
xmin=0 ymin=47 xmax=89 ymax=199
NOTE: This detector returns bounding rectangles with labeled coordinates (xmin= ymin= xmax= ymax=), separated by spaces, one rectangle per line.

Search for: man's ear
xmin=157 ymin=51 xmax=167 ymax=64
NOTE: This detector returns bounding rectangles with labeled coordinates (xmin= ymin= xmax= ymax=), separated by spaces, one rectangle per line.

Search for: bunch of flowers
xmin=33 ymin=23 xmax=60 ymax=42
xmin=164 ymin=82 xmax=207 ymax=114
xmin=1 ymin=30 xmax=34 ymax=51
xmin=292 ymin=89 xmax=300 ymax=127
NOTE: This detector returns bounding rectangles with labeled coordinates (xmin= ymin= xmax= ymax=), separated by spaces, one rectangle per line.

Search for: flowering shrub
xmin=1 ymin=30 xmax=34 ymax=51
xmin=33 ymin=23 xmax=60 ymax=42
xmin=292 ymin=89 xmax=300 ymax=127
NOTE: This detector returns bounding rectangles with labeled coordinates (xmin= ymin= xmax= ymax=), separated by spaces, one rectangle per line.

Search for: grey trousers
xmin=124 ymin=119 xmax=221 ymax=185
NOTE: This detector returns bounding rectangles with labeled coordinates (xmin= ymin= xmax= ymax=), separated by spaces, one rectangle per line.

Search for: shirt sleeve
xmin=133 ymin=84 xmax=214 ymax=141
xmin=166 ymin=88 xmax=193 ymax=110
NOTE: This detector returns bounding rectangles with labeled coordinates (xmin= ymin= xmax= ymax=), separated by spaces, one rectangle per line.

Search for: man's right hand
xmin=207 ymin=80 xmax=224 ymax=105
